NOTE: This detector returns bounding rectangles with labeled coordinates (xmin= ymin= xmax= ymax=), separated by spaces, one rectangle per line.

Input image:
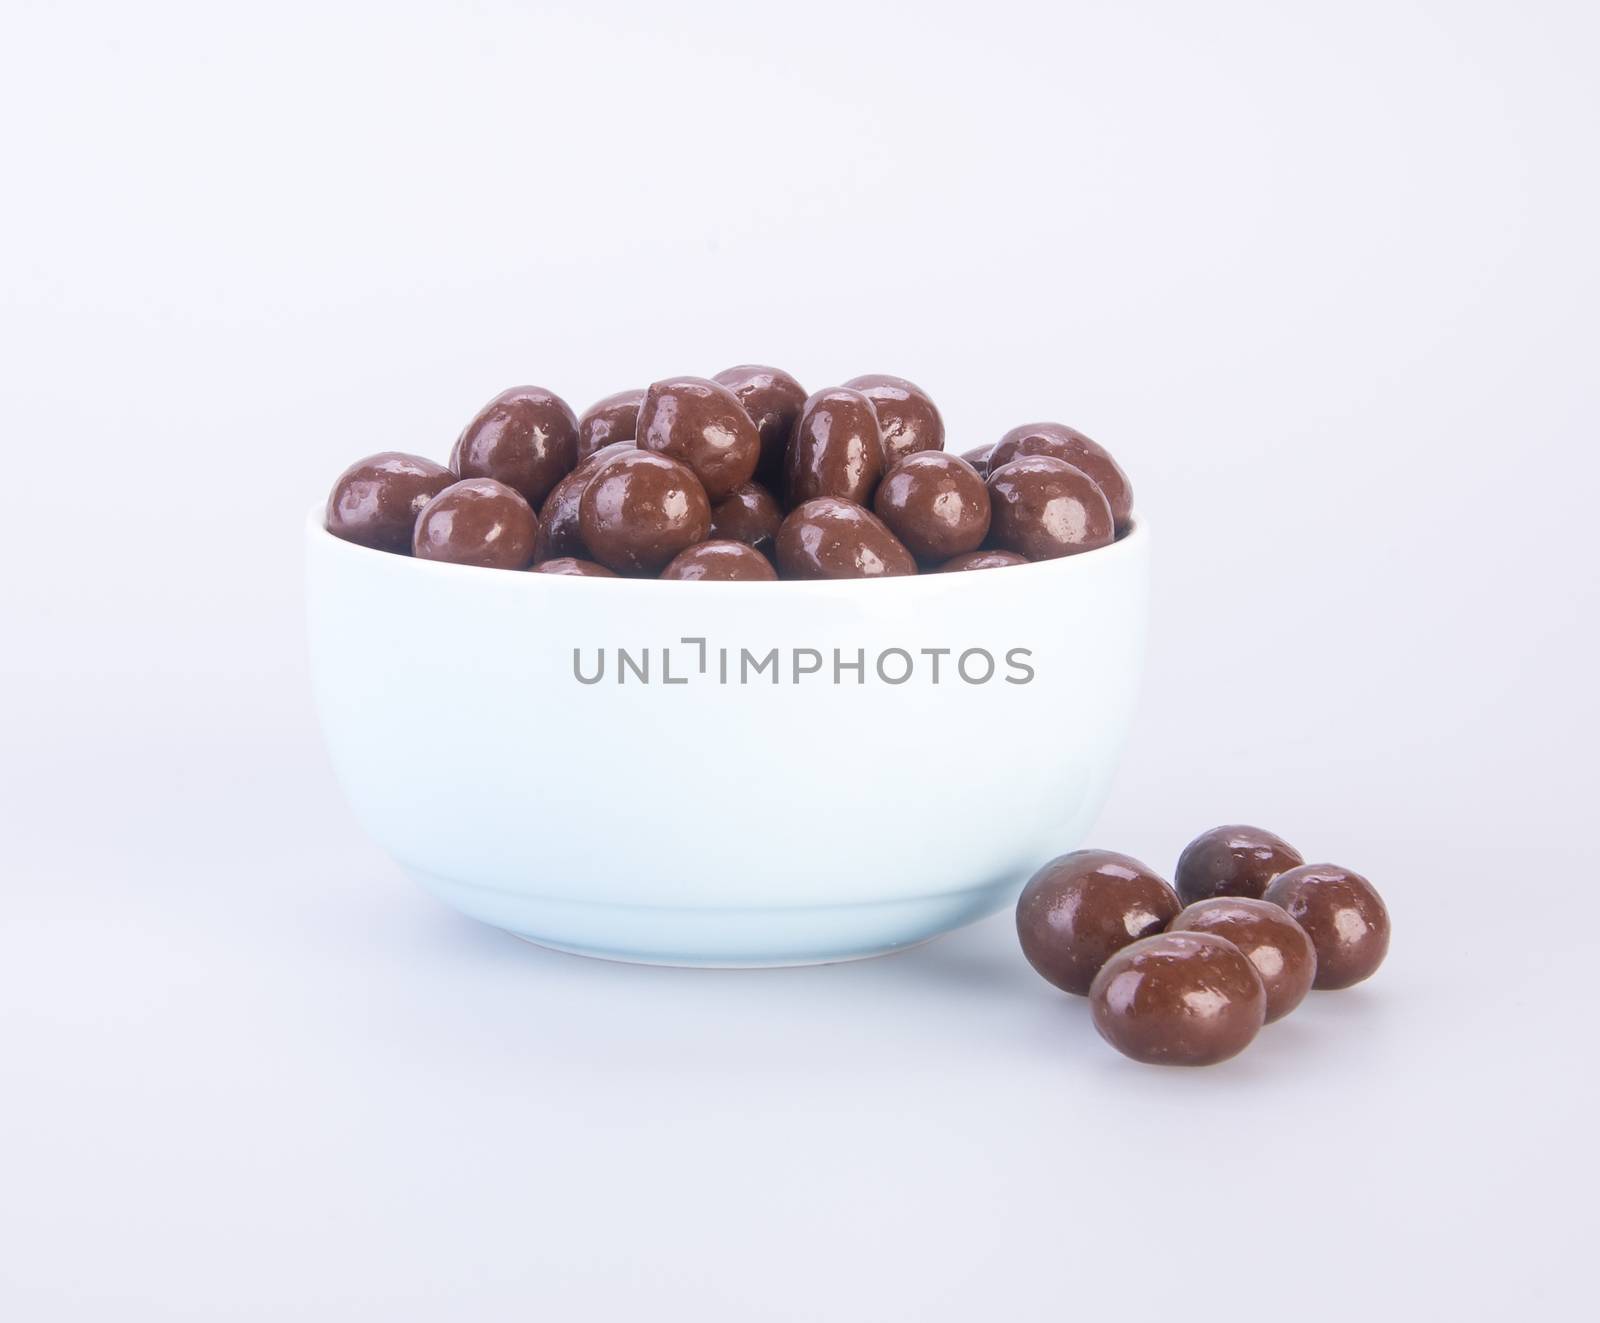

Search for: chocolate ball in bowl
xmin=990 ymin=423 xmax=1133 ymax=531
xmin=775 ymin=498 xmax=916 ymax=580
xmin=1169 ymin=897 xmax=1317 ymax=1022
xmin=325 ymin=452 xmax=454 ymax=554
xmin=938 ymin=549 xmax=1028 ymax=573
xmin=1175 ymin=825 xmax=1305 ymax=905
xmin=786 ymin=388 xmax=884 ymax=507
xmin=661 ymin=540 xmax=778 ymax=582
xmin=576 ymin=389 xmax=645 ymax=461
xmin=713 ymin=365 xmax=806 ymax=487
xmin=988 ymin=455 xmax=1114 ymax=561
xmin=843 ymin=374 xmax=944 ymax=464
xmin=532 ymin=557 xmax=617 ymax=578
xmin=534 ymin=440 xmax=637 ymax=561
xmin=637 ymin=376 xmax=760 ymax=503
xmin=709 ymin=481 xmax=784 ymax=561
xmin=1015 ymin=850 xmax=1183 ymax=996
xmin=1263 ymin=864 xmax=1391 ymax=990
xmin=579 ymin=450 xmax=712 ymax=575
xmin=1090 ymin=932 xmax=1267 ymax=1066
xmin=452 ymin=386 xmax=579 ymax=509
xmin=413 ymin=478 xmax=539 ymax=570
xmin=872 ymin=452 xmax=990 ymax=563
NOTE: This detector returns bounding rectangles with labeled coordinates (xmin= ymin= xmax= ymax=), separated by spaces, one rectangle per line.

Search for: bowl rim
xmin=305 ymin=502 xmax=1145 ymax=593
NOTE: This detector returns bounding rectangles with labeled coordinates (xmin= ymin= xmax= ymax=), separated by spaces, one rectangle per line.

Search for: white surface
xmin=1 ymin=1 xmax=1597 ymax=1319
xmin=307 ymin=512 xmax=1146 ymax=964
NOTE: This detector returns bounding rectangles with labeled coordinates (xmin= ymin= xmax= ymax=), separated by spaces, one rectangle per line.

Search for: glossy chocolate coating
xmin=1169 ymin=898 xmax=1317 ymax=1022
xmin=775 ymin=498 xmax=916 ymax=580
xmin=451 ymin=386 xmax=580 ymax=509
xmin=534 ymin=440 xmax=637 ymax=562
xmin=637 ymin=376 xmax=760 ymax=503
xmin=660 ymin=540 xmax=777 ymax=582
xmin=1090 ymin=932 xmax=1267 ymax=1066
xmin=990 ymin=423 xmax=1133 ymax=531
xmin=987 ymin=455 xmax=1114 ymax=561
xmin=1015 ymin=850 xmax=1183 ymax=996
xmin=709 ymin=481 xmax=784 ymax=560
xmin=786 ymin=388 xmax=884 ymax=507
xmin=937 ymin=549 xmax=1029 ymax=573
xmin=713 ymin=365 xmax=806 ymax=486
xmin=1175 ymin=825 xmax=1305 ymax=905
xmin=412 ymin=478 xmax=539 ymax=570
xmin=325 ymin=452 xmax=454 ymax=554
xmin=1263 ymin=864 xmax=1391 ymax=990
xmin=958 ymin=444 xmax=993 ymax=479
xmin=576 ymin=389 xmax=644 ymax=461
xmin=872 ymin=452 xmax=991 ymax=563
xmin=843 ymin=374 xmax=944 ymax=465
xmin=578 ymin=450 xmax=712 ymax=575
xmin=532 ymin=557 xmax=617 ymax=578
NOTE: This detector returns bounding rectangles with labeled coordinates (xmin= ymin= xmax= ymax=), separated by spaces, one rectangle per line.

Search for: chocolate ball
xmin=637 ymin=376 xmax=760 ymax=503
xmin=576 ymin=389 xmax=644 ymax=461
xmin=325 ymin=452 xmax=454 ymax=554
xmin=958 ymin=444 xmax=993 ymax=479
xmin=1015 ymin=850 xmax=1183 ymax=996
xmin=1263 ymin=864 xmax=1391 ymax=990
xmin=990 ymin=423 xmax=1133 ymax=531
xmin=937 ymin=549 xmax=1029 ymax=573
xmin=1090 ymin=932 xmax=1267 ymax=1066
xmin=578 ymin=450 xmax=712 ymax=576
xmin=451 ymin=386 xmax=580 ymax=509
xmin=709 ymin=481 xmax=784 ymax=561
xmin=412 ymin=478 xmax=539 ymax=570
xmin=872 ymin=452 xmax=991 ymax=563
xmin=775 ymin=498 xmax=917 ymax=580
xmin=532 ymin=557 xmax=617 ymax=577
xmin=534 ymin=440 xmax=637 ymax=561
xmin=786 ymin=388 xmax=884 ymax=508
xmin=661 ymin=540 xmax=778 ymax=582
xmin=843 ymin=374 xmax=944 ymax=464
xmin=1175 ymin=825 xmax=1305 ymax=905
xmin=1169 ymin=898 xmax=1317 ymax=1022
xmin=988 ymin=455 xmax=1115 ymax=561
xmin=713 ymin=364 xmax=806 ymax=486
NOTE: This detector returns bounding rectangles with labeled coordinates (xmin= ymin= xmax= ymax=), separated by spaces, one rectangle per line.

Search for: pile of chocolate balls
xmin=324 ymin=369 xmax=1134 ymax=579
xmin=1017 ymin=826 xmax=1391 ymax=1066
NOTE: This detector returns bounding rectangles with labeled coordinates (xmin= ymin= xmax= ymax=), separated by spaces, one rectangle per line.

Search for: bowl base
xmin=410 ymin=868 xmax=1017 ymax=968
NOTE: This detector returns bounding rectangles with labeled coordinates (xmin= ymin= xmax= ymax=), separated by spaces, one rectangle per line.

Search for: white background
xmin=3 ymin=1 xmax=1597 ymax=1318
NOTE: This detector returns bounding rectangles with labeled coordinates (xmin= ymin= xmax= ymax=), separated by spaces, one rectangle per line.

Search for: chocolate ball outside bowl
xmin=1015 ymin=850 xmax=1183 ymax=996
xmin=1169 ymin=897 xmax=1317 ymax=1022
xmin=578 ymin=450 xmax=712 ymax=576
xmin=775 ymin=498 xmax=917 ymax=580
xmin=786 ymin=388 xmax=884 ymax=508
xmin=987 ymin=455 xmax=1114 ymax=561
xmin=843 ymin=373 xmax=944 ymax=465
xmin=990 ymin=422 xmax=1134 ymax=532
xmin=1263 ymin=864 xmax=1391 ymax=990
xmin=661 ymin=540 xmax=778 ymax=582
xmin=412 ymin=478 xmax=539 ymax=570
xmin=1175 ymin=825 xmax=1305 ymax=905
xmin=1090 ymin=932 xmax=1268 ymax=1066
xmin=709 ymin=481 xmax=784 ymax=561
xmin=713 ymin=364 xmax=806 ymax=486
xmin=576 ymin=389 xmax=645 ymax=461
xmin=873 ymin=452 xmax=991 ymax=563
xmin=452 ymin=385 xmax=580 ymax=509
xmin=637 ymin=376 xmax=761 ymax=503
xmin=325 ymin=452 xmax=454 ymax=554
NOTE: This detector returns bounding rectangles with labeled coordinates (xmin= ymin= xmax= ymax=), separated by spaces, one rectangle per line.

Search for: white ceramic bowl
xmin=305 ymin=509 xmax=1149 ymax=966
